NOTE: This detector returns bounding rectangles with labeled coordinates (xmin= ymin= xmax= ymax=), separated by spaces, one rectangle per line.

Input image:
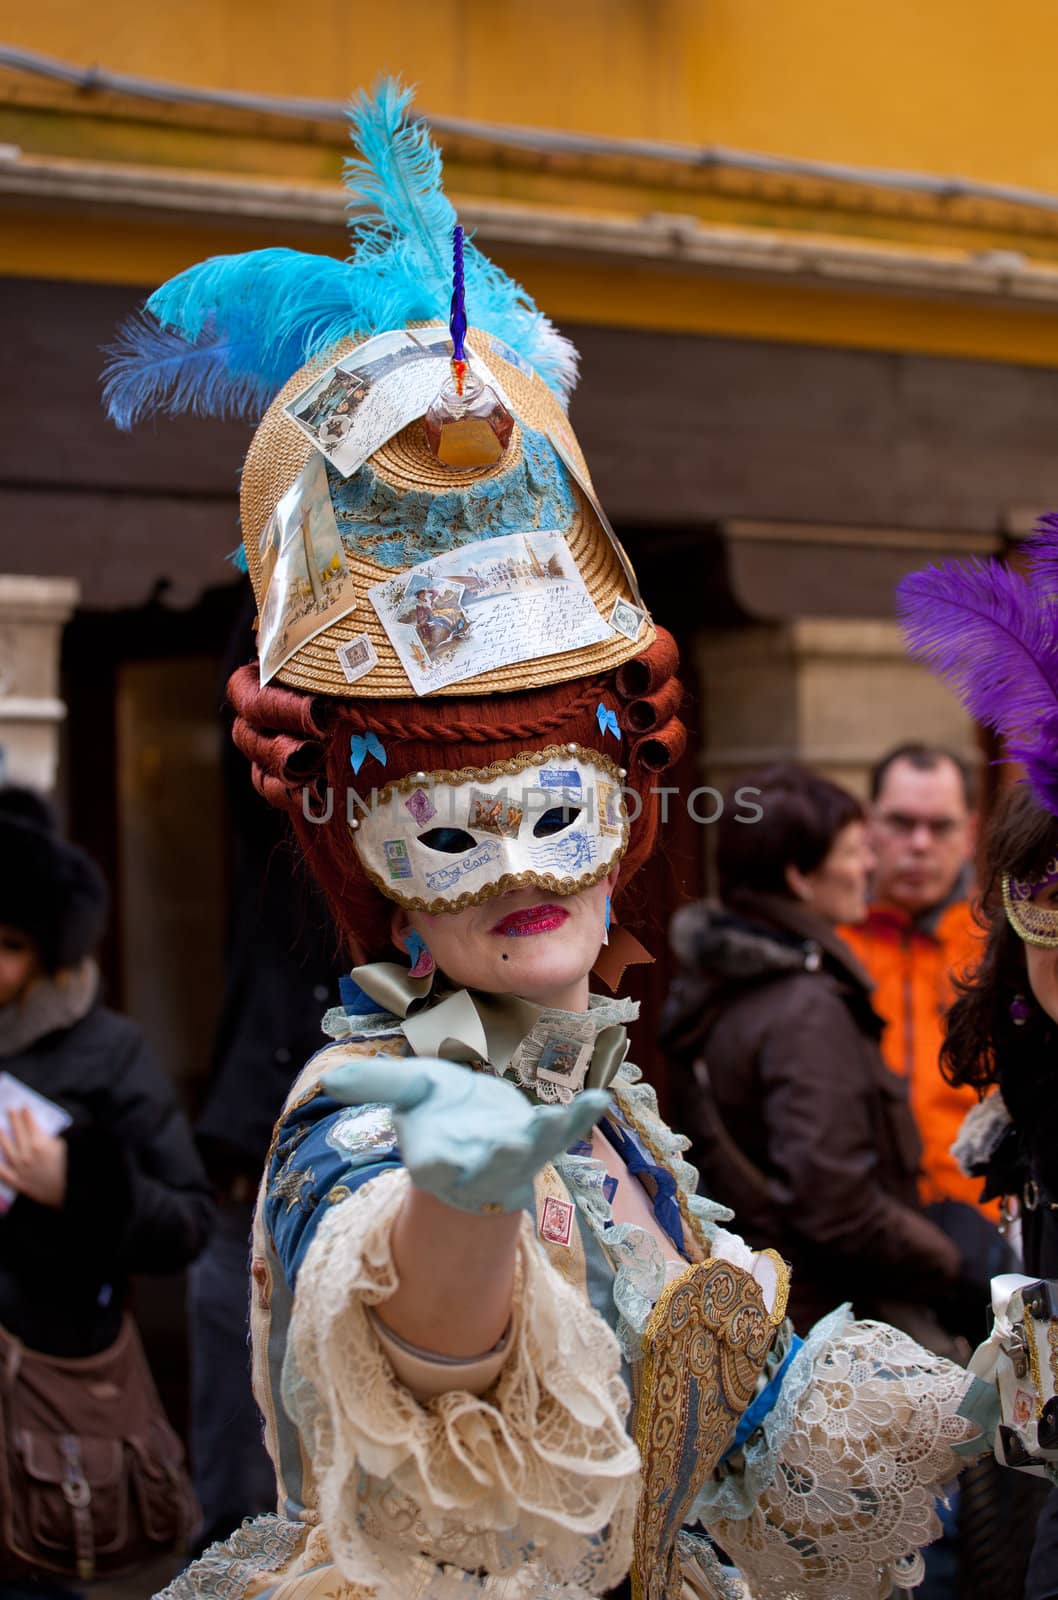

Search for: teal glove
xmin=321 ymin=1056 xmax=610 ymax=1215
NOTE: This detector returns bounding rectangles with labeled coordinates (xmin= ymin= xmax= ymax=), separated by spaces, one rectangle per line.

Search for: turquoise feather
xmin=103 ymin=78 xmax=578 ymax=428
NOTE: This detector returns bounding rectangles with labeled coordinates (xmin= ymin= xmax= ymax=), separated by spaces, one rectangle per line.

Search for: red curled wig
xmin=229 ymin=629 xmax=686 ymax=963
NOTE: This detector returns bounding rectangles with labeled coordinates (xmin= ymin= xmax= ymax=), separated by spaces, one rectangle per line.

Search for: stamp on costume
xmin=423 ymin=838 xmax=499 ymax=893
xmin=326 ymin=1105 xmax=397 ymax=1159
xmin=468 ymin=788 xmax=524 ymax=838
xmin=539 ymin=1195 xmax=575 ymax=1248
xmin=528 ymin=828 xmax=597 ymax=875
xmin=336 ymin=633 xmax=378 ymax=684
xmin=597 ymin=780 xmax=624 ymax=836
xmin=609 ymin=598 xmax=646 ymax=643
xmin=250 ymin=1257 xmax=271 ymax=1312
xmin=383 ymin=839 xmax=413 ymax=881
xmin=536 ymin=1032 xmax=592 ymax=1087
xmin=538 ymin=767 xmax=582 ymax=794
xmin=1014 ymin=1388 xmax=1035 ymax=1428
xmin=404 ymin=786 xmax=437 ymax=826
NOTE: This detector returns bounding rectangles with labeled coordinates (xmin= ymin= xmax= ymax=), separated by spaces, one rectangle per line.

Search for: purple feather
xmin=897 ymin=557 xmax=1058 ymax=734
xmin=1024 ymin=511 xmax=1058 ymax=602
xmin=898 ymin=556 xmax=1058 ymax=815
xmin=1011 ymin=709 xmax=1058 ymax=817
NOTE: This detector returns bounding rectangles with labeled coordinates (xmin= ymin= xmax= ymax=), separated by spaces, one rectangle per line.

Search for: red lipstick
xmin=491 ymin=903 xmax=570 ymax=938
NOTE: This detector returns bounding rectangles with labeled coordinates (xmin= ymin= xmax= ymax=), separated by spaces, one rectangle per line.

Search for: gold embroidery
xmin=632 ymin=1258 xmax=772 ymax=1600
xmin=754 ymin=1247 xmax=792 ymax=1327
xmin=1048 ymin=1316 xmax=1058 ymax=1409
xmin=270 ymin=1162 xmax=318 ymax=1214
xmin=263 ymin=1084 xmax=327 ymax=1179
xmin=1003 ymin=873 xmax=1058 ymax=948
xmin=326 ymin=1185 xmax=352 ymax=1205
xmin=1026 ymin=1301 xmax=1046 ymax=1420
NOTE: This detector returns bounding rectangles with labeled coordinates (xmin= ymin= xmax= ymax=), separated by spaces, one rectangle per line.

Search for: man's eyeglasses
xmin=876 ymin=812 xmax=963 ymax=841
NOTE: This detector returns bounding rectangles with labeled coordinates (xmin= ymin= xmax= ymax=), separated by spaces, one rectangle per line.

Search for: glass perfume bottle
xmin=423 ymin=224 xmax=514 ymax=469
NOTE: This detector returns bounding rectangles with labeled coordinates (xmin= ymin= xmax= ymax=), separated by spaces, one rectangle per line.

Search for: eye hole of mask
xmin=532 ymin=805 xmax=582 ymax=839
xmin=417 ymin=827 xmax=478 ymax=855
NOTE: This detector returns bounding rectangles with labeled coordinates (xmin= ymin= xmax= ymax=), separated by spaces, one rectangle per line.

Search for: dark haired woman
xmin=662 ymin=762 xmax=970 ymax=1348
xmin=941 ymin=783 xmax=1058 ymax=1600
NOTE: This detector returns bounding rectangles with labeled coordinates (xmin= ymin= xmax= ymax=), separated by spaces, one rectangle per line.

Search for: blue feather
xmin=345 ymin=81 xmax=453 ymax=284
xmin=103 ymin=77 xmax=581 ymax=426
xmin=147 ymin=248 xmax=369 ymax=384
xmin=101 ymin=315 xmax=275 ymax=429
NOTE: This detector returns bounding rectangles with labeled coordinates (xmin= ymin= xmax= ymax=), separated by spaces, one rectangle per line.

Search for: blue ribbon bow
xmin=596 ymin=703 xmax=620 ymax=741
xmin=350 ymin=732 xmax=387 ymax=774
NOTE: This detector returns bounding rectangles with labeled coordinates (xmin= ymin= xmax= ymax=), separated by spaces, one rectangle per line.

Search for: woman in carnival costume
xmin=107 ymin=82 xmax=994 ymax=1600
xmin=900 ymin=526 xmax=1058 ymax=1597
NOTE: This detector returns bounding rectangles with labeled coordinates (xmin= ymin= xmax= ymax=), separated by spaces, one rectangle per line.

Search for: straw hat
xmin=240 ymin=327 xmax=654 ymax=699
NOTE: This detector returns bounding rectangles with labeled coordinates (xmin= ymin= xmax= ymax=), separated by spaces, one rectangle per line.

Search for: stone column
xmin=0 ymin=575 xmax=81 ymax=791
xmin=697 ymin=617 xmax=978 ymax=800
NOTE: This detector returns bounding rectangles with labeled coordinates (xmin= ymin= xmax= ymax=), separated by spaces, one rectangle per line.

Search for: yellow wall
xmin=6 ymin=0 xmax=1058 ymax=188
xmin=6 ymin=2 xmax=1058 ymax=367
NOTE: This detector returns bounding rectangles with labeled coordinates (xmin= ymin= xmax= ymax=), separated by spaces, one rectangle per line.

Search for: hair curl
xmin=941 ymin=784 xmax=1058 ymax=1122
xmin=228 ymin=629 xmax=685 ymax=962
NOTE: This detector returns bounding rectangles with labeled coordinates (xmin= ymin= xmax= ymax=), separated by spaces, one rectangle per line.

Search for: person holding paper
xmin=0 ymin=788 xmax=214 ymax=1363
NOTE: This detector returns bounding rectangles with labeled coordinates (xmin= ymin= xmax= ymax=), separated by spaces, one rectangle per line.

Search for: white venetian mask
xmin=351 ymin=743 xmax=629 ymax=912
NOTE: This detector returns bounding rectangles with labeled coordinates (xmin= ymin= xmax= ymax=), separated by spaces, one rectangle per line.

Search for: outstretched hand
xmin=322 ymin=1055 xmax=609 ymax=1215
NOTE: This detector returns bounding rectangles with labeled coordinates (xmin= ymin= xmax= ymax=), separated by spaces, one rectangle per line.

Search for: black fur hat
xmin=0 ymin=788 xmax=108 ymax=972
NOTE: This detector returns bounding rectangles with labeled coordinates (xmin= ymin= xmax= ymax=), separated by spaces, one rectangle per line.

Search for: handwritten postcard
xmin=257 ymin=453 xmax=360 ymax=685
xmin=284 ymin=326 xmax=510 ymax=480
xmin=368 ymin=530 xmax=611 ymax=695
xmin=545 ymin=425 xmax=645 ymax=611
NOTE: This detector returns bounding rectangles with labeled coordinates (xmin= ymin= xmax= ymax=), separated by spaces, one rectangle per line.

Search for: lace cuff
xmin=283 ymin=1168 xmax=639 ymax=1599
xmin=699 ymin=1317 xmax=988 ymax=1599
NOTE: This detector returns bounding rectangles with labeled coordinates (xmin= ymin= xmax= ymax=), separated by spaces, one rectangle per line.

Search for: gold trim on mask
xmin=1003 ymin=873 xmax=1058 ymax=948
xmin=357 ymin=742 xmax=626 ymax=808
xmin=358 ymin=852 xmax=624 ymax=917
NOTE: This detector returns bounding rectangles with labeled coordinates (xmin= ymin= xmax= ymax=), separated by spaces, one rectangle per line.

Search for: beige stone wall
xmin=697 ymin=617 xmax=979 ymax=800
xmin=0 ymin=575 xmax=80 ymax=791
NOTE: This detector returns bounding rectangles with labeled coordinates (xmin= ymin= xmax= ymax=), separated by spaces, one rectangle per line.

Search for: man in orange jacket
xmin=842 ymin=743 xmax=992 ymax=1216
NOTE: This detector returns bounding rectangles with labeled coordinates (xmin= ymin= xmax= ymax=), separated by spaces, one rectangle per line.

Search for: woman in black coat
xmin=0 ymin=788 xmax=214 ymax=1597
xmin=661 ymin=763 xmax=973 ymax=1349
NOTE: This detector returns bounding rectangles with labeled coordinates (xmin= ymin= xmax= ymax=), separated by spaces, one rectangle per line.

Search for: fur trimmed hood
xmin=0 ymin=960 xmax=99 ymax=1059
xmin=668 ymin=899 xmax=819 ymax=984
xmin=661 ymin=891 xmax=877 ymax=1058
